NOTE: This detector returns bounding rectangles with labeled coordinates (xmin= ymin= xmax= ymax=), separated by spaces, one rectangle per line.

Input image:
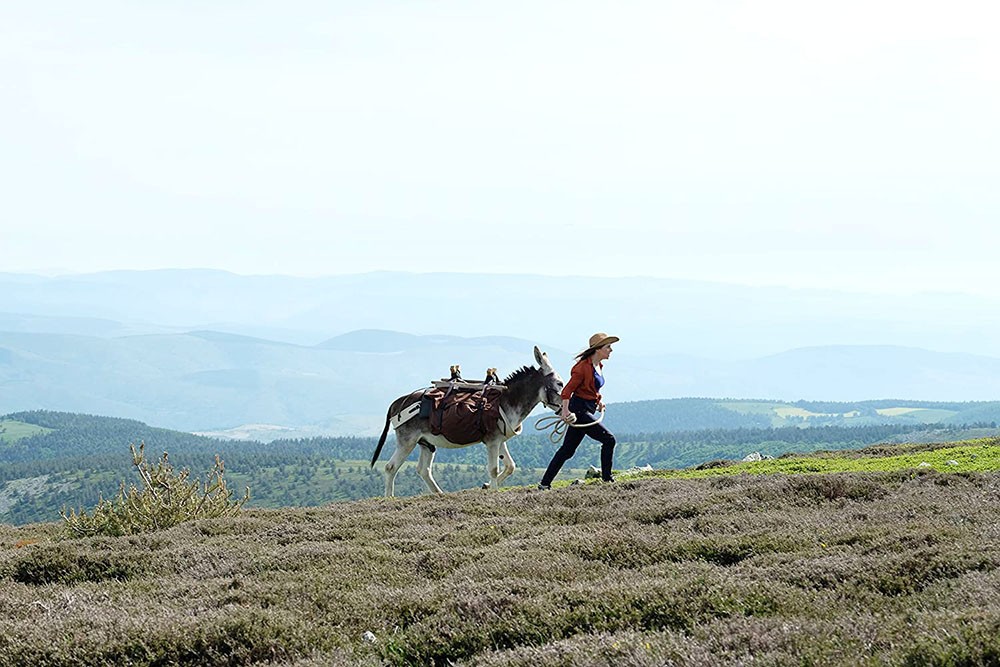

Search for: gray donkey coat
xmin=370 ymin=346 xmax=564 ymax=496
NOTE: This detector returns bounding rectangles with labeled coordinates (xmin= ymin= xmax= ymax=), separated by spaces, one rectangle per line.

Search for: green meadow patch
xmin=647 ymin=438 xmax=1000 ymax=480
xmin=875 ymin=407 xmax=959 ymax=422
xmin=0 ymin=419 xmax=53 ymax=445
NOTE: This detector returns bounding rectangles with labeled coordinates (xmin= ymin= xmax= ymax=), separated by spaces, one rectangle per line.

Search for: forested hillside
xmin=0 ymin=412 xmax=452 ymax=525
xmin=4 ymin=410 xmax=998 ymax=526
xmin=603 ymin=397 xmax=1000 ymax=432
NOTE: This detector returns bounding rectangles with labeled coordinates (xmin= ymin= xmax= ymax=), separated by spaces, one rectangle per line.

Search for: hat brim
xmin=586 ymin=335 xmax=620 ymax=351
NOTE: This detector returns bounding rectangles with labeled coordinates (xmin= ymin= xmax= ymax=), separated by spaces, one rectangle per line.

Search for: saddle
xmin=421 ymin=366 xmax=507 ymax=445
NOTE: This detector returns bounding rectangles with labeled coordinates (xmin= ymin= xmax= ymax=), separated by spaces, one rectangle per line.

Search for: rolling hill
xmin=4 ymin=324 xmax=1000 ymax=436
xmin=4 ymin=269 xmax=1000 ymax=435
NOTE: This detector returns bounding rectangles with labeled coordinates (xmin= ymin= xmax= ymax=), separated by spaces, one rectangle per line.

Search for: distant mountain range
xmin=4 ymin=269 xmax=1000 ymax=358
xmin=3 ymin=326 xmax=1000 ymax=436
xmin=2 ymin=269 xmax=1000 ymax=435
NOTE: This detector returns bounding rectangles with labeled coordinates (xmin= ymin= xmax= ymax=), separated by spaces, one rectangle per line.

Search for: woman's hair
xmin=575 ymin=347 xmax=599 ymax=361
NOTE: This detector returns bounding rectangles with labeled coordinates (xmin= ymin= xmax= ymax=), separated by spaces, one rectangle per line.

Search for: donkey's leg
xmin=483 ymin=440 xmax=502 ymax=490
xmin=495 ymin=440 xmax=517 ymax=486
xmin=416 ymin=444 xmax=444 ymax=494
xmin=383 ymin=435 xmax=417 ymax=498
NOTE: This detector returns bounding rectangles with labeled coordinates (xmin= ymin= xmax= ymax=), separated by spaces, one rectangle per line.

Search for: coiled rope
xmin=534 ymin=410 xmax=605 ymax=444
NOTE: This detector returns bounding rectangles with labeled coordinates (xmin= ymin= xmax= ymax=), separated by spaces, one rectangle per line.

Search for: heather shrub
xmin=861 ymin=548 xmax=998 ymax=596
xmin=747 ymin=472 xmax=889 ymax=505
xmin=695 ymin=459 xmax=734 ymax=470
xmin=671 ymin=534 xmax=800 ymax=566
xmin=901 ymin=616 xmax=1000 ymax=667
xmin=630 ymin=503 xmax=701 ymax=524
xmin=573 ymin=529 xmax=674 ymax=569
xmin=785 ymin=473 xmax=889 ymax=503
xmin=61 ymin=442 xmax=250 ymax=536
xmin=378 ymin=587 xmax=556 ymax=666
xmin=469 ymin=630 xmax=692 ymax=667
xmin=12 ymin=542 xmax=152 ymax=585
xmin=709 ymin=475 xmax=739 ymax=488
xmin=1 ymin=608 xmax=315 ymax=667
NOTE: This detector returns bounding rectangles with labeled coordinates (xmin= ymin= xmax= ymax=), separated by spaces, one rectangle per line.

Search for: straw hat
xmin=585 ymin=332 xmax=620 ymax=352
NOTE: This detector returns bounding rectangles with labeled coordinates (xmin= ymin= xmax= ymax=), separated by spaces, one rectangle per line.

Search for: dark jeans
xmin=541 ymin=396 xmax=616 ymax=485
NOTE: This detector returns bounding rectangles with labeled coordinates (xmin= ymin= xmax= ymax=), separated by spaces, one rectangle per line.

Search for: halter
xmin=498 ymin=370 xmax=562 ymax=438
xmin=541 ymin=371 xmax=563 ymax=410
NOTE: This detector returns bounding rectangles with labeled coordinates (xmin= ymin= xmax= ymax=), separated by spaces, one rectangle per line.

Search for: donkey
xmin=370 ymin=346 xmax=564 ymax=496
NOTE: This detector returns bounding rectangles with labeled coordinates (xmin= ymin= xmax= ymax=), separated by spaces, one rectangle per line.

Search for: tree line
xmin=3 ymin=410 xmax=997 ymax=526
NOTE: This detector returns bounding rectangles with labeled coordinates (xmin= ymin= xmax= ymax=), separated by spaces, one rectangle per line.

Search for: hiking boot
xmin=601 ymin=476 xmax=616 ymax=483
xmin=537 ymin=483 xmax=551 ymax=491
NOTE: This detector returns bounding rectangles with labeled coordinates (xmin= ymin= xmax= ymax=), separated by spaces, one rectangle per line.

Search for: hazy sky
xmin=3 ymin=2 xmax=997 ymax=294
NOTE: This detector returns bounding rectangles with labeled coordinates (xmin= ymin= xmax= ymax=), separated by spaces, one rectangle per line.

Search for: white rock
xmin=946 ymin=460 xmax=959 ymax=466
xmin=362 ymin=631 xmax=377 ymax=643
xmin=917 ymin=462 xmax=932 ymax=468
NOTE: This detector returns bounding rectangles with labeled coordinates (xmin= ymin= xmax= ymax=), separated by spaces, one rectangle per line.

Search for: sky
xmin=2 ymin=1 xmax=998 ymax=295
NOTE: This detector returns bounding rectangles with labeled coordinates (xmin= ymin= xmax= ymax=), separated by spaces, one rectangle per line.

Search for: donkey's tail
xmin=370 ymin=405 xmax=394 ymax=468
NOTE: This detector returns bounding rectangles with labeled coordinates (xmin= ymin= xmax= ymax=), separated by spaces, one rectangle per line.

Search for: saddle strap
xmin=497 ymin=404 xmax=523 ymax=438
xmin=391 ymin=402 xmax=422 ymax=429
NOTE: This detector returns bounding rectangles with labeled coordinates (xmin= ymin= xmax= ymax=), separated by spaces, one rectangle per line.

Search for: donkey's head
xmin=533 ymin=346 xmax=564 ymax=411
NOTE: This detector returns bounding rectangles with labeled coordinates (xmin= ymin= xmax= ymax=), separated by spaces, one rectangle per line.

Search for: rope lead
xmin=534 ymin=410 xmax=605 ymax=444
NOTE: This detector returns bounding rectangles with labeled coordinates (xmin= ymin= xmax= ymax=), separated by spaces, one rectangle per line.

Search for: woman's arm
xmin=560 ymin=360 xmax=586 ymax=401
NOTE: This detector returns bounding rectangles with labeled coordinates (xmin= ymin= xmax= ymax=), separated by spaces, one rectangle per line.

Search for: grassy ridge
xmin=652 ymin=438 xmax=1000 ymax=480
xmin=1 ymin=440 xmax=999 ymax=666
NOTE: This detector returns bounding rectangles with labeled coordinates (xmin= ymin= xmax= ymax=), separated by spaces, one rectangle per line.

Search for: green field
xmin=654 ymin=439 xmax=1000 ymax=479
xmin=0 ymin=420 xmax=52 ymax=445
xmin=709 ymin=401 xmax=974 ymax=429
xmin=533 ymin=438 xmax=1000 ymax=491
xmin=717 ymin=400 xmax=786 ymax=415
xmin=875 ymin=407 xmax=959 ymax=422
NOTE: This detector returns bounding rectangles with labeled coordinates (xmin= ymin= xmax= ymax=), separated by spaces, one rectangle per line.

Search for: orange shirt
xmin=560 ymin=358 xmax=603 ymax=402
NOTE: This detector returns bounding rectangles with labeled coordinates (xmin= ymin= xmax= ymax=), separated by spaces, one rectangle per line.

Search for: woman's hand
xmin=597 ymin=401 xmax=606 ymax=412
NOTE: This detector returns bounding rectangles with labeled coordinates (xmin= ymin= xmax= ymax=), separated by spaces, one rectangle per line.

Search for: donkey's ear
xmin=533 ymin=346 xmax=544 ymax=365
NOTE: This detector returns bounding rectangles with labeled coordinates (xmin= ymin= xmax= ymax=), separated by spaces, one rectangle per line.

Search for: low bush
xmin=61 ymin=442 xmax=250 ymax=536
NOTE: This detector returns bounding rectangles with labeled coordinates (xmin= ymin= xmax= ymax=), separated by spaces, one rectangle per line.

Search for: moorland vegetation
xmin=1 ymin=437 xmax=999 ymax=665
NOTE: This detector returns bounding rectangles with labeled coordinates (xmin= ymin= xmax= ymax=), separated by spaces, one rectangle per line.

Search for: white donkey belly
xmin=413 ymin=431 xmax=490 ymax=449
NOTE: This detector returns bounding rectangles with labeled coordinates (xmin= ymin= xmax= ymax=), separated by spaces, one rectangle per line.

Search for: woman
xmin=539 ymin=332 xmax=619 ymax=489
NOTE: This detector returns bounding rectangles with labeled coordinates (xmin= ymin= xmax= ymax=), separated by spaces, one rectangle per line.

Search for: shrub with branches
xmin=61 ymin=442 xmax=250 ymax=536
